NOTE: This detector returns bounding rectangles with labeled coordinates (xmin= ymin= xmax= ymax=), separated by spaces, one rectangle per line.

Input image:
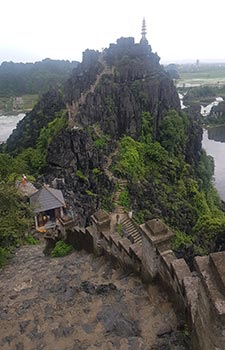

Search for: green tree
xmin=159 ymin=110 xmax=189 ymax=154
xmin=0 ymin=183 xmax=32 ymax=252
xmin=114 ymin=136 xmax=145 ymax=181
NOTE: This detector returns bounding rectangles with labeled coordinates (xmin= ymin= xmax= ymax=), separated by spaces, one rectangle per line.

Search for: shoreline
xmin=0 ymin=110 xmax=30 ymax=117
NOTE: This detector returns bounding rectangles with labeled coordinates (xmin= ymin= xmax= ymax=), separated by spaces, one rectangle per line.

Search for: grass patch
xmin=116 ymin=223 xmax=123 ymax=236
xmin=76 ymin=170 xmax=89 ymax=182
xmin=118 ymin=189 xmax=130 ymax=209
xmin=25 ymin=235 xmax=39 ymax=245
xmin=51 ymin=240 xmax=73 ymax=258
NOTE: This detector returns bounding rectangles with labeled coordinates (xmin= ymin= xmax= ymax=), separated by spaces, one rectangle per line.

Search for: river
xmin=200 ymin=97 xmax=225 ymax=201
xmin=179 ymin=95 xmax=225 ymax=201
xmin=0 ymin=113 xmax=25 ymax=144
xmin=202 ymin=126 xmax=225 ymax=201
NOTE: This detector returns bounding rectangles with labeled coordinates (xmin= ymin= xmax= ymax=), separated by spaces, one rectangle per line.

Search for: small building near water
xmin=30 ymin=185 xmax=66 ymax=231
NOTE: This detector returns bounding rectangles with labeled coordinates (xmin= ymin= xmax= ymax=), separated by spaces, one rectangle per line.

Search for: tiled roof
xmin=30 ymin=186 xmax=66 ymax=213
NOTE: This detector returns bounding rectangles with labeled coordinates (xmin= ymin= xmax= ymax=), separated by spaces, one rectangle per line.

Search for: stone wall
xmin=63 ymin=210 xmax=225 ymax=350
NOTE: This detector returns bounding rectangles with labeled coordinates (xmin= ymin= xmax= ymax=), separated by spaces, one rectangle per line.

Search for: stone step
xmin=132 ymin=232 xmax=142 ymax=240
xmin=124 ymin=223 xmax=135 ymax=229
xmin=124 ymin=225 xmax=137 ymax=233
xmin=115 ymin=207 xmax=125 ymax=214
xmin=136 ymin=240 xmax=142 ymax=245
xmin=121 ymin=218 xmax=130 ymax=224
xmin=126 ymin=228 xmax=138 ymax=235
xmin=121 ymin=225 xmax=141 ymax=238
xmin=117 ymin=215 xmax=142 ymax=245
xmin=130 ymin=232 xmax=140 ymax=238
xmin=118 ymin=179 xmax=127 ymax=184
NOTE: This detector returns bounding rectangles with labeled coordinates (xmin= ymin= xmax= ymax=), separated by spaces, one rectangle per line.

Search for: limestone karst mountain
xmin=65 ymin=37 xmax=180 ymax=140
xmin=3 ymin=32 xmax=204 ymax=240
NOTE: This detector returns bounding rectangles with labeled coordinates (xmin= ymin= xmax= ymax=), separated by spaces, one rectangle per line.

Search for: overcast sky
xmin=1 ymin=0 xmax=225 ymax=64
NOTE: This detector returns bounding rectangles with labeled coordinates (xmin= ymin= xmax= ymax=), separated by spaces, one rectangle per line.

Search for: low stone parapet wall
xmin=61 ymin=209 xmax=225 ymax=350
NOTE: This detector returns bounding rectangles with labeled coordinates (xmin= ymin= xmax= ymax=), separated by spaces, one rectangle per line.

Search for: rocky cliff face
xmin=5 ymin=89 xmax=65 ymax=155
xmin=43 ymin=38 xmax=183 ymax=224
xmin=45 ymin=128 xmax=115 ymax=225
xmin=65 ymin=38 xmax=180 ymax=141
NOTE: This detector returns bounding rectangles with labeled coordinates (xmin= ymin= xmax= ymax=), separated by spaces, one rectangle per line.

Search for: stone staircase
xmin=104 ymin=145 xmax=119 ymax=181
xmin=103 ymin=147 xmax=127 ymax=215
xmin=114 ymin=179 xmax=127 ymax=215
xmin=120 ymin=215 xmax=142 ymax=245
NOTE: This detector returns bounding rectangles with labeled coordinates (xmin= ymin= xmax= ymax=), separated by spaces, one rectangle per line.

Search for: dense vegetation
xmin=51 ymin=240 xmax=73 ymax=257
xmin=0 ymin=154 xmax=34 ymax=266
xmin=0 ymin=88 xmax=69 ymax=265
xmin=0 ymin=59 xmax=78 ymax=97
xmin=113 ymin=110 xmax=225 ymax=258
xmin=4 ymin=88 xmax=66 ymax=155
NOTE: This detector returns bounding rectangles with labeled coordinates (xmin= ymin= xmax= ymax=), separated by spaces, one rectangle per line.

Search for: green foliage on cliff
xmin=114 ymin=110 xmax=225 ymax=255
xmin=0 ymin=89 xmax=71 ymax=266
xmin=6 ymin=110 xmax=67 ymax=175
xmin=0 ymin=153 xmax=30 ymax=182
xmin=114 ymin=136 xmax=145 ymax=181
xmin=158 ymin=110 xmax=189 ymax=154
xmin=93 ymin=135 xmax=109 ymax=150
xmin=35 ymin=111 xmax=67 ymax=169
xmin=76 ymin=170 xmax=89 ymax=183
xmin=0 ymin=182 xmax=33 ymax=266
xmin=118 ymin=189 xmax=130 ymax=209
xmin=5 ymin=89 xmax=66 ymax=155
xmin=193 ymin=215 xmax=225 ymax=254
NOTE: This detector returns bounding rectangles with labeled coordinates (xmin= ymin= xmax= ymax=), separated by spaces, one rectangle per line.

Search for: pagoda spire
xmin=140 ymin=17 xmax=149 ymax=45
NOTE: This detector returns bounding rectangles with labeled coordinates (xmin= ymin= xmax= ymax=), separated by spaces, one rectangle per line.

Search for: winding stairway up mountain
xmin=67 ymin=55 xmax=114 ymax=128
xmin=103 ymin=145 xmax=142 ymax=245
xmin=113 ymin=179 xmax=128 ymax=215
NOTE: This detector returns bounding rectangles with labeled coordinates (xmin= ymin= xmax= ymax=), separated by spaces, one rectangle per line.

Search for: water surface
xmin=0 ymin=113 xmax=25 ymax=143
xmin=202 ymin=126 xmax=225 ymax=201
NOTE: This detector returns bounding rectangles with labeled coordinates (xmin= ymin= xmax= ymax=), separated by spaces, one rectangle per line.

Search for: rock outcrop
xmin=5 ymin=89 xmax=65 ymax=154
xmin=43 ymin=37 xmax=184 ymax=224
xmin=45 ymin=128 xmax=115 ymax=226
xmin=65 ymin=38 xmax=180 ymax=140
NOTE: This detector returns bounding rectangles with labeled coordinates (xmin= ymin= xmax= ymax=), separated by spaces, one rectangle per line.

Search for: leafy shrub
xmin=36 ymin=111 xmax=67 ymax=168
xmin=93 ymin=135 xmax=109 ymax=150
xmin=114 ymin=136 xmax=145 ymax=181
xmin=159 ymin=110 xmax=189 ymax=154
xmin=92 ymin=167 xmax=102 ymax=175
xmin=25 ymin=235 xmax=39 ymax=245
xmin=116 ymin=223 xmax=123 ymax=236
xmin=119 ymin=189 xmax=130 ymax=209
xmin=193 ymin=215 xmax=225 ymax=252
xmin=76 ymin=170 xmax=89 ymax=182
xmin=0 ymin=183 xmax=33 ymax=248
xmin=172 ymin=230 xmax=194 ymax=251
xmin=51 ymin=240 xmax=73 ymax=258
xmin=85 ymin=190 xmax=97 ymax=197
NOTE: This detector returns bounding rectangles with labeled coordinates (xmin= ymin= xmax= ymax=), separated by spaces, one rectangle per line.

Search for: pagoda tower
xmin=140 ymin=17 xmax=149 ymax=45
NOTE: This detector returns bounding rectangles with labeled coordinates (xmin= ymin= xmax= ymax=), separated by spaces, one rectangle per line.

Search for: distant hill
xmin=0 ymin=58 xmax=79 ymax=97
